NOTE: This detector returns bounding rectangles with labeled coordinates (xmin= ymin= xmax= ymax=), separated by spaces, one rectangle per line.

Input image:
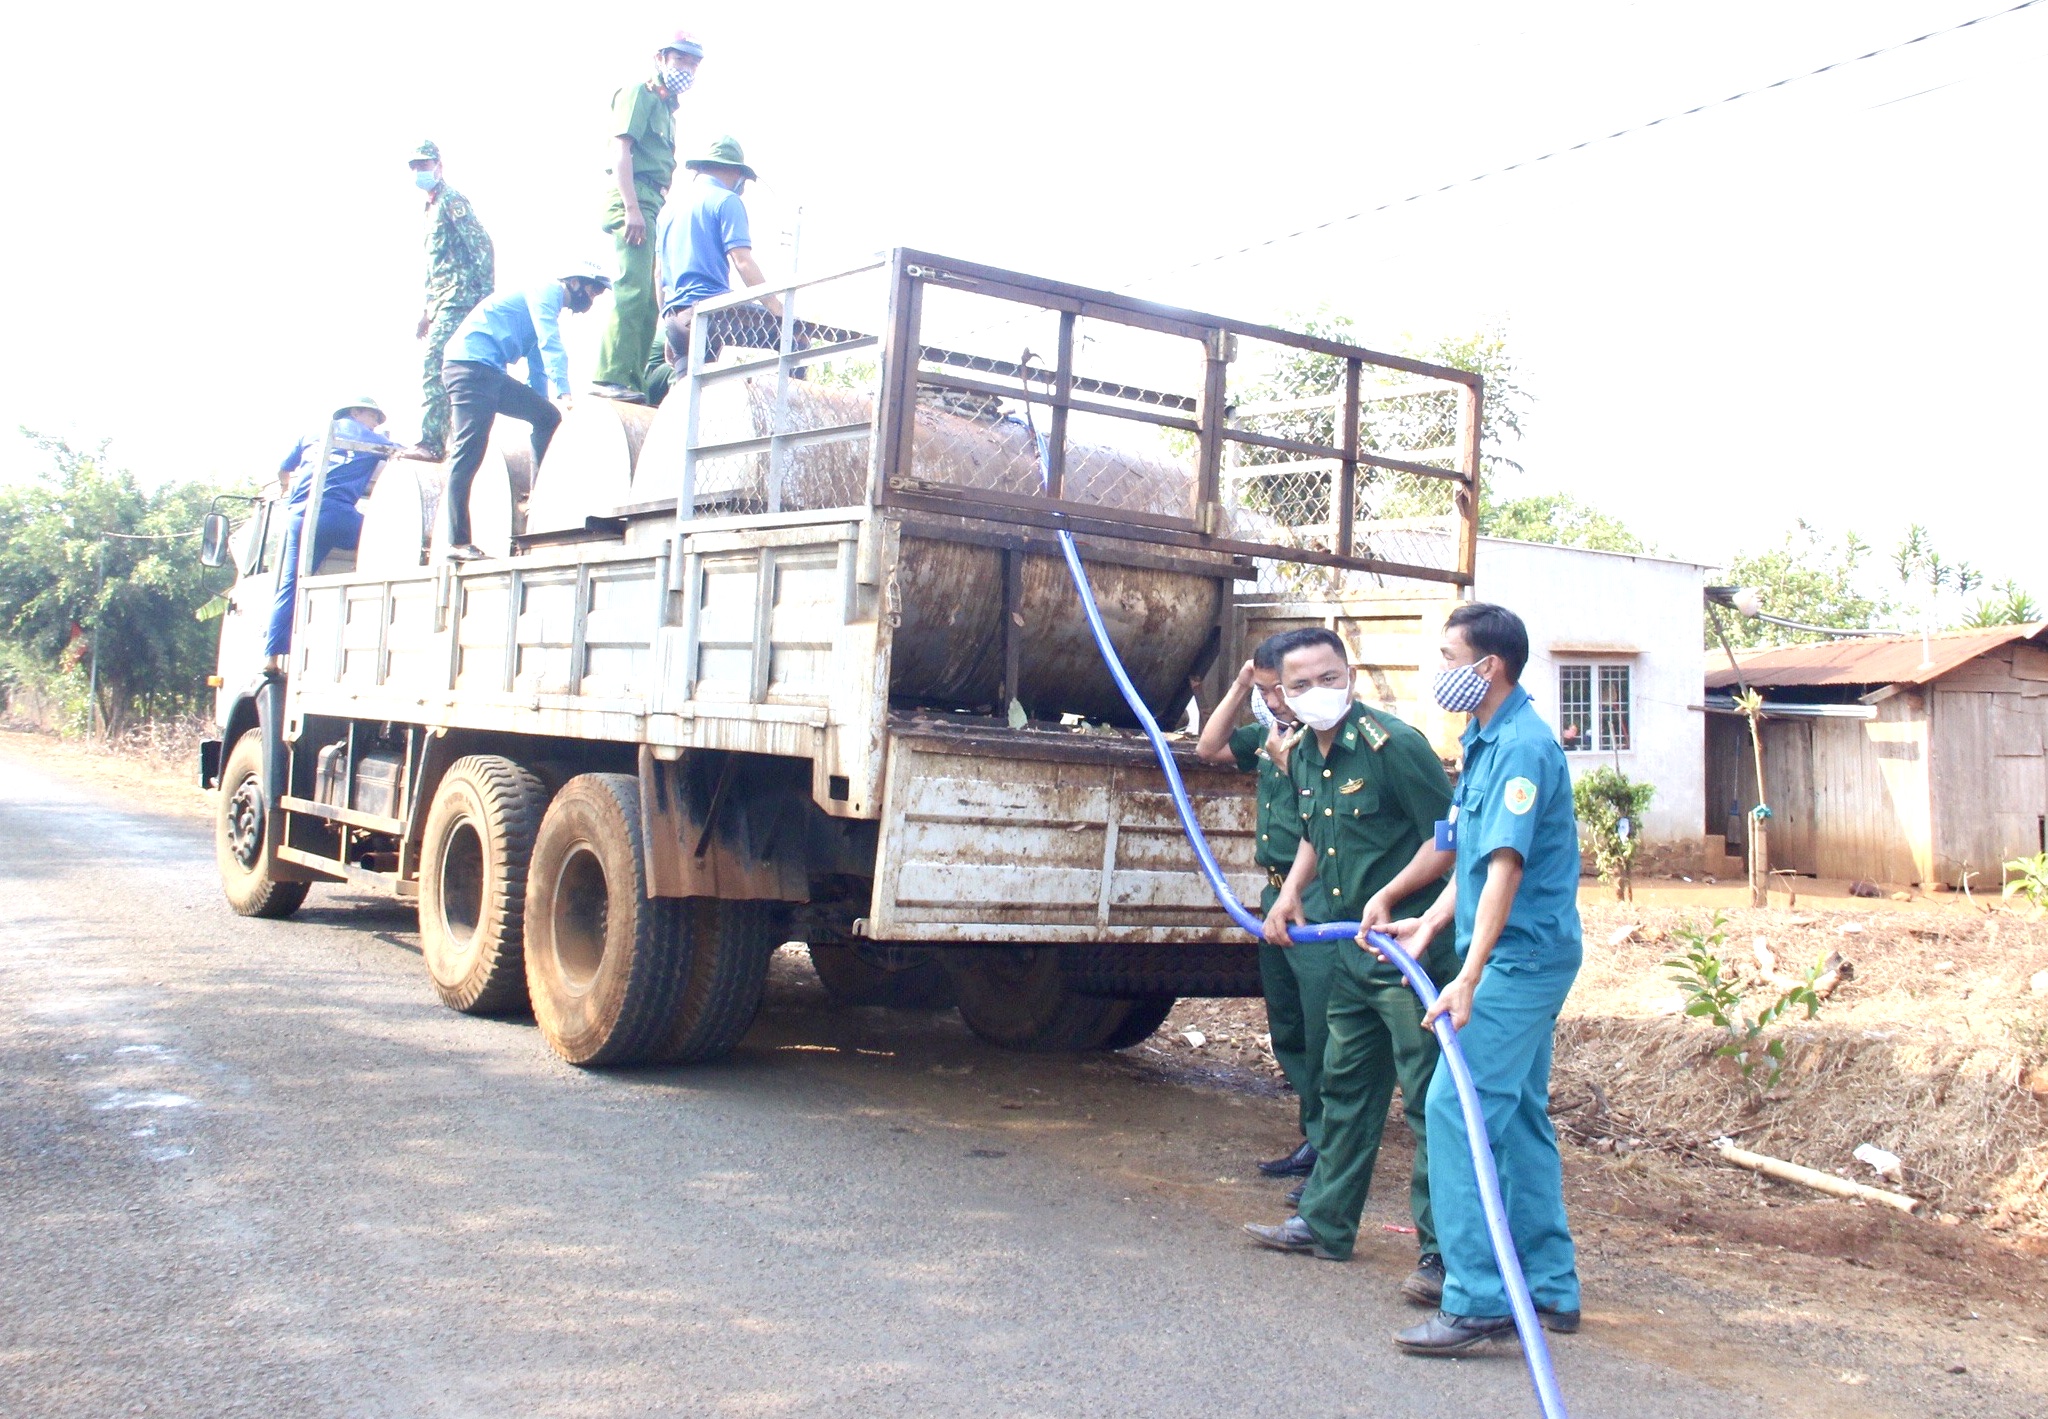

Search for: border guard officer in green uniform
xmin=591 ymin=30 xmax=704 ymax=402
xmin=409 ymin=141 xmax=494 ymax=461
xmin=1242 ymin=627 xmax=1457 ymax=1308
xmin=1366 ymin=603 xmax=1585 ymax=1355
xmin=1196 ymin=635 xmax=1320 ymax=1182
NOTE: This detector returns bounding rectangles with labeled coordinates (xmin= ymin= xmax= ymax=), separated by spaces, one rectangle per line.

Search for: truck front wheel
xmin=948 ymin=947 xmax=1134 ymax=1052
xmin=523 ymin=774 xmax=685 ymax=1067
xmin=215 ymin=729 xmax=309 ymax=920
xmin=419 ymin=755 xmax=548 ymax=1015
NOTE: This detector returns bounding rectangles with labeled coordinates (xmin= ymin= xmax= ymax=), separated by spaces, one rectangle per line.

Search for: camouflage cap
xmin=411 ymin=140 xmax=441 ymax=163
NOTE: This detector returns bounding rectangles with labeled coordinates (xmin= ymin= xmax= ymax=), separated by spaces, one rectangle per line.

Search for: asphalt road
xmin=0 ymin=759 xmax=1765 ymax=1419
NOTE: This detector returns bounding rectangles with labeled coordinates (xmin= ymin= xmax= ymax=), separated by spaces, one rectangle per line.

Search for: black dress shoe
xmin=1258 ymin=1140 xmax=1318 ymax=1177
xmin=1400 ymin=1253 xmax=1444 ymax=1307
xmin=1284 ymin=1180 xmax=1305 ymax=1206
xmin=1242 ymin=1216 xmax=1343 ymax=1260
xmin=1538 ymin=1305 xmax=1580 ymax=1334
xmin=1393 ymin=1310 xmax=1516 ymax=1355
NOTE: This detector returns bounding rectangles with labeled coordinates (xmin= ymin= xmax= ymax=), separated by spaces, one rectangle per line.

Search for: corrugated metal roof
xmin=1705 ymin=623 xmax=2048 ymax=689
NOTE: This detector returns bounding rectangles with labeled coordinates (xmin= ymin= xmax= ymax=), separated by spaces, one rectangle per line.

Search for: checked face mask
xmin=658 ymin=65 xmax=695 ymax=97
xmin=1431 ymin=658 xmax=1494 ymax=714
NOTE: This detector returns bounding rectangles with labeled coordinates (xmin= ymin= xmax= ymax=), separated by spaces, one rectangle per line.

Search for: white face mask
xmin=1283 ymin=683 xmax=1352 ymax=732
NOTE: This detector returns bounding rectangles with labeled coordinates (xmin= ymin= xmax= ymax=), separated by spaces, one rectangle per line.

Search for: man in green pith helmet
xmin=1195 ymin=634 xmax=1325 ymax=1186
xmin=590 ymin=30 xmax=704 ymax=403
xmin=1241 ymin=626 xmax=1458 ymax=1313
xmin=409 ymin=141 xmax=494 ymax=461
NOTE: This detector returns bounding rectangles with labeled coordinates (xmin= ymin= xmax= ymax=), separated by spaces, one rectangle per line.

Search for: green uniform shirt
xmin=1290 ymin=701 xmax=1453 ymax=925
xmin=1452 ymin=683 xmax=1585 ymax=971
xmin=1230 ymin=722 xmax=1303 ymax=872
xmin=610 ymin=80 xmax=676 ymax=198
xmin=424 ymin=183 xmax=494 ymax=311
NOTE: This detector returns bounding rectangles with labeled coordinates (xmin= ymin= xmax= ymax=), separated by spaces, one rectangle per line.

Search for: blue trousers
xmin=263 ymin=501 xmax=363 ymax=656
xmin=1426 ymin=959 xmax=1580 ymax=1318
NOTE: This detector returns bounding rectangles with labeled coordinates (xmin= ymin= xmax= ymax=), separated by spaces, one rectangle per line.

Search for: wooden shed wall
xmin=1929 ymin=644 xmax=2048 ymax=883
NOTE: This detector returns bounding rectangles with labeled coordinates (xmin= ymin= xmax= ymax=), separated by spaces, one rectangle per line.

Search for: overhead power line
xmin=1129 ymin=0 xmax=2043 ymax=290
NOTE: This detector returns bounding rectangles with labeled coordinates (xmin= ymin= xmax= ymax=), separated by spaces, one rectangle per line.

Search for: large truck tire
xmin=523 ymin=773 xmax=685 ymax=1067
xmin=1059 ymin=941 xmax=1262 ymax=999
xmin=418 ymin=755 xmax=548 ymax=1015
xmin=215 ymin=729 xmax=310 ymax=920
xmin=808 ymin=943 xmax=955 ymax=1010
xmin=1098 ymin=995 xmax=1176 ymax=1051
xmin=650 ymin=898 xmax=785 ymax=1065
xmin=948 ymin=947 xmax=1134 ymax=1052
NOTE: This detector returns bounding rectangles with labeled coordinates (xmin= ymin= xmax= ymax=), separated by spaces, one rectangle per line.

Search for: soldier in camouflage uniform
xmin=410 ymin=140 xmax=495 ymax=460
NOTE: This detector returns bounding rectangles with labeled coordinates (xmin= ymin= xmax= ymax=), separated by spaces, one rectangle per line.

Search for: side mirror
xmin=199 ymin=511 xmax=231 ymax=568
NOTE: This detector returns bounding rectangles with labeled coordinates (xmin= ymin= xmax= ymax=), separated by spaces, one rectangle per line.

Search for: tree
xmin=1962 ymin=579 xmax=2044 ymax=628
xmin=1709 ymin=521 xmax=1893 ymax=648
xmin=0 ymin=432 xmax=233 ymax=734
xmin=1481 ymin=492 xmax=1646 ymax=553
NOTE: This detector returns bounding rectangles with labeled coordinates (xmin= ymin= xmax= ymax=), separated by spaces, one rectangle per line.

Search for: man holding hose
xmin=1365 ymin=602 xmax=1584 ymax=1355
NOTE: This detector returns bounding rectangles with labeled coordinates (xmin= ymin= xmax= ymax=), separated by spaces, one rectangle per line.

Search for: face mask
xmin=659 ymin=65 xmax=694 ymax=96
xmin=1432 ymin=660 xmax=1493 ymax=713
xmin=412 ymin=170 xmax=438 ymax=191
xmin=1283 ymin=684 xmax=1352 ymax=732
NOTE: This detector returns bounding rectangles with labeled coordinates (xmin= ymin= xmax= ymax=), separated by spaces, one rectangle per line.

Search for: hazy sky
xmin=3 ymin=1 xmax=2041 ymax=598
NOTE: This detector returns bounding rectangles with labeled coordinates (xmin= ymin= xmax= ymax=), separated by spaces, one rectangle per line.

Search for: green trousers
xmin=1295 ymin=935 xmax=1458 ymax=1259
xmin=1260 ymin=933 xmax=1341 ymax=1149
xmin=1429 ymin=959 xmax=1580 ymax=1318
xmin=419 ymin=297 xmax=477 ymax=460
xmin=594 ymin=185 xmax=664 ymax=392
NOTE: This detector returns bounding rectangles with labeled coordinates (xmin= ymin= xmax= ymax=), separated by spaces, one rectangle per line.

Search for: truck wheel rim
xmin=437 ymin=820 xmax=485 ymax=950
xmin=550 ymin=844 xmax=609 ymax=992
xmin=226 ymin=778 xmax=266 ymax=870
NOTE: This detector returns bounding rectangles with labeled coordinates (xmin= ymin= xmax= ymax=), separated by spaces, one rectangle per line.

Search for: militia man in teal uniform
xmin=1196 ymin=635 xmax=1319 ymax=1184
xmin=409 ymin=141 xmax=494 ymax=461
xmin=591 ymin=31 xmax=704 ymax=402
xmin=1241 ymin=628 xmax=1457 ymax=1308
xmin=1365 ymin=602 xmax=1585 ymax=1355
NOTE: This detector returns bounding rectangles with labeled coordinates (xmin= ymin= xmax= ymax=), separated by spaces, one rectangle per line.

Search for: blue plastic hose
xmin=1050 ymin=523 xmax=1569 ymax=1419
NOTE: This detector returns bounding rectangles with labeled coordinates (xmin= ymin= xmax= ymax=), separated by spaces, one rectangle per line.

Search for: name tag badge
xmin=1434 ymin=806 xmax=1459 ymax=852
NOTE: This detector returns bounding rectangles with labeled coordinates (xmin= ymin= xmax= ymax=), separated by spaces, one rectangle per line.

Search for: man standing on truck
xmin=1195 ymin=639 xmax=1325 ymax=1186
xmin=409 ymin=140 xmax=494 ymax=462
xmin=1362 ymin=603 xmax=1585 ymax=1355
xmin=264 ymin=399 xmax=400 ymax=670
xmin=590 ymin=31 xmax=704 ymax=403
xmin=1241 ymin=627 xmax=1457 ymax=1312
xmin=643 ymin=136 xmax=784 ymax=405
xmin=440 ymin=262 xmax=613 ymax=561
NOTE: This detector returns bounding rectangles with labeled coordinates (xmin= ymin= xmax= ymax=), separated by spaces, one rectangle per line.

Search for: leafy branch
xmin=1663 ymin=914 xmax=1825 ymax=1090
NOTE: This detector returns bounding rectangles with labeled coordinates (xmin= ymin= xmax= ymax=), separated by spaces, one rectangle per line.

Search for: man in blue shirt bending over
xmin=264 ymin=398 xmax=399 ymax=670
xmin=441 ymin=261 xmax=613 ymax=561
xmin=1362 ymin=601 xmax=1585 ymax=1356
xmin=645 ymin=136 xmax=784 ymax=405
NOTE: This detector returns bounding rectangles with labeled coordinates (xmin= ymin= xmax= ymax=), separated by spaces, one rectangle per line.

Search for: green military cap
xmin=683 ymin=135 xmax=757 ymax=181
xmin=412 ymin=140 xmax=442 ymax=163
xmin=334 ymin=397 xmax=386 ymax=421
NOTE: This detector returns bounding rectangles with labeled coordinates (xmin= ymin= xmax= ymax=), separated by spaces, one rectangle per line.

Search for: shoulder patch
xmin=1503 ymin=776 xmax=1538 ymax=816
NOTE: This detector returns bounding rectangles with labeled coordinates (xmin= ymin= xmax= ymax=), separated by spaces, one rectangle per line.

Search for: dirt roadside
xmin=8 ymin=726 xmax=2046 ymax=1417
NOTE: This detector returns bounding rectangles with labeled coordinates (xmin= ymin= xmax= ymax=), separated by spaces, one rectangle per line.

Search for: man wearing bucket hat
xmin=441 ymin=262 xmax=613 ymax=561
xmin=591 ymin=30 xmax=705 ymax=403
xmin=409 ymin=140 xmax=495 ymax=462
xmin=644 ymin=136 xmax=785 ymax=405
xmin=264 ymin=399 xmax=400 ymax=668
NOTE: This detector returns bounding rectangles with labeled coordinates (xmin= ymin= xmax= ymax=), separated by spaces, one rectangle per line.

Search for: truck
xmin=198 ymin=251 xmax=1480 ymax=1066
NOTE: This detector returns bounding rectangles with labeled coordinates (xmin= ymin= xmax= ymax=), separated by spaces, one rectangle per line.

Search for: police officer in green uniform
xmin=1196 ymin=636 xmax=1318 ymax=1181
xmin=409 ymin=141 xmax=494 ymax=461
xmin=1365 ymin=603 xmax=1585 ymax=1355
xmin=591 ymin=31 xmax=703 ymax=402
xmin=1241 ymin=629 xmax=1457 ymax=1305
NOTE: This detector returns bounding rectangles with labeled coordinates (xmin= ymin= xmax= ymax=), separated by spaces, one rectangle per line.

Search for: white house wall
xmin=1472 ymin=538 xmax=1707 ymax=853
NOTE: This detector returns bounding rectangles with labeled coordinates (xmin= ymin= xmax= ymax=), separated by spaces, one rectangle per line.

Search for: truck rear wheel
xmin=1099 ymin=995 xmax=1176 ymax=1050
xmin=215 ymin=729 xmax=309 ymax=920
xmin=419 ymin=755 xmax=548 ymax=1015
xmin=523 ymin=773 xmax=684 ymax=1067
xmin=948 ymin=947 xmax=1134 ymax=1052
xmin=808 ymin=943 xmax=955 ymax=1010
xmin=651 ymin=898 xmax=786 ymax=1064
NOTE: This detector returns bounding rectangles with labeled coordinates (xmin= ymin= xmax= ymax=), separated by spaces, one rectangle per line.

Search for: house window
xmin=1558 ymin=663 xmax=1632 ymax=752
